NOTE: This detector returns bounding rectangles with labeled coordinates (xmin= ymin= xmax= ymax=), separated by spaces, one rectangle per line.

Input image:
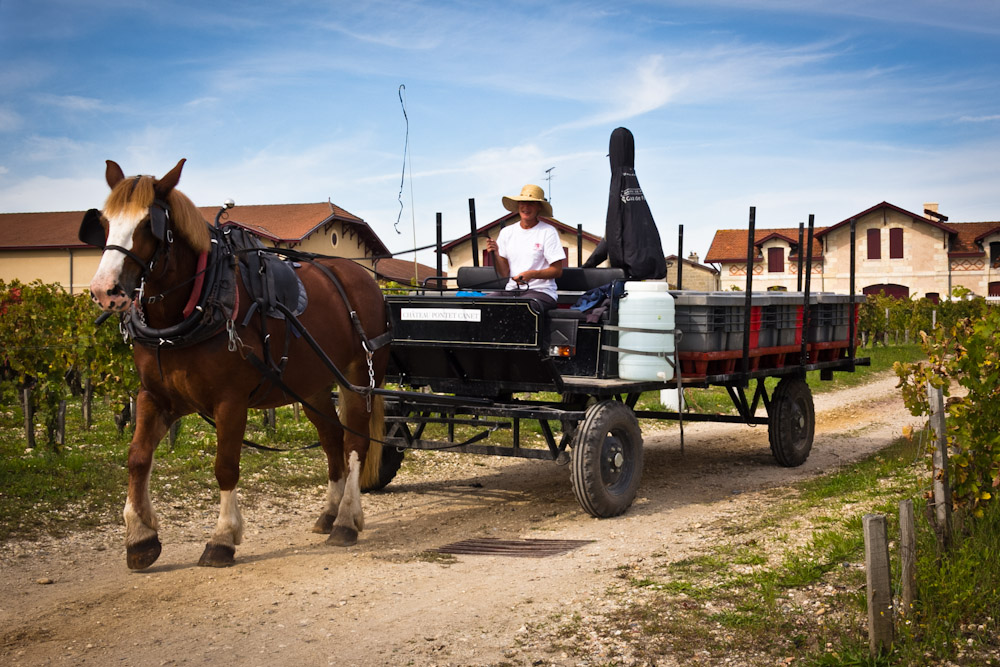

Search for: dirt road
xmin=0 ymin=373 xmax=922 ymax=666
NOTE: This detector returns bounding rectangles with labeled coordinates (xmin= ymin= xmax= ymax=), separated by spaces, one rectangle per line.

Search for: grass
xmin=0 ymin=383 xmax=330 ymax=541
xmin=538 ymin=432 xmax=1000 ymax=665
xmin=0 ymin=343 xmax=920 ymax=542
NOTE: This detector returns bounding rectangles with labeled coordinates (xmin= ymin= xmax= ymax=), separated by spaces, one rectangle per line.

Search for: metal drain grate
xmin=435 ymin=538 xmax=595 ymax=558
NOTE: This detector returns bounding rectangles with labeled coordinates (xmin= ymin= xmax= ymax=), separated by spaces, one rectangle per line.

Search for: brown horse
xmin=83 ymin=159 xmax=389 ymax=568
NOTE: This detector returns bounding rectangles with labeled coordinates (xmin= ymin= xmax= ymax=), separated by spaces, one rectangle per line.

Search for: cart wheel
xmin=768 ymin=377 xmax=815 ymax=467
xmin=570 ymin=400 xmax=643 ymax=518
xmin=361 ymin=405 xmax=407 ymax=492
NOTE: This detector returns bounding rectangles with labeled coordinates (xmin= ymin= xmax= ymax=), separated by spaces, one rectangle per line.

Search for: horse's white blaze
xmin=123 ymin=467 xmax=158 ymax=546
xmin=335 ymin=451 xmax=365 ymax=532
xmin=89 ymin=211 xmax=142 ymax=311
xmin=210 ymin=489 xmax=244 ymax=548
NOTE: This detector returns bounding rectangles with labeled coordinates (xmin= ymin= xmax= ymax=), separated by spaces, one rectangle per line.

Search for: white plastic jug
xmin=617 ymin=281 xmax=675 ymax=381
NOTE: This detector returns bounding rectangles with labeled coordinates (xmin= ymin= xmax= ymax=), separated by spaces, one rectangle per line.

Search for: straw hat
xmin=502 ymin=184 xmax=553 ymax=218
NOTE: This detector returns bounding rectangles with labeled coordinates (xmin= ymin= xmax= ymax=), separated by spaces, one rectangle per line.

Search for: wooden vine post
xmin=899 ymin=499 xmax=916 ymax=617
xmin=928 ymin=382 xmax=952 ymax=548
xmin=864 ymin=513 xmax=895 ymax=655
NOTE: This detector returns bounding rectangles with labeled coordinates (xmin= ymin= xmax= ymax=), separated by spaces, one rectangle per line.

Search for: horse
xmin=81 ymin=159 xmax=390 ymax=569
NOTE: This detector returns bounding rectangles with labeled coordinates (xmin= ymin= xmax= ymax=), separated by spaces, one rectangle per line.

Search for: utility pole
xmin=544 ymin=167 xmax=555 ymax=204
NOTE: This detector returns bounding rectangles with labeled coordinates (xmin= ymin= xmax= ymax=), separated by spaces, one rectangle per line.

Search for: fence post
xmin=899 ymin=500 xmax=916 ymax=619
xmin=927 ymin=382 xmax=952 ymax=548
xmin=864 ymin=513 xmax=895 ymax=655
xmin=56 ymin=400 xmax=67 ymax=448
xmin=22 ymin=387 xmax=35 ymax=449
xmin=83 ymin=378 xmax=94 ymax=429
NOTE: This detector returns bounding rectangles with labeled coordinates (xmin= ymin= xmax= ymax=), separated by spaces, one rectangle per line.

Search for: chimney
xmin=687 ymin=251 xmax=699 ymax=264
xmin=924 ymin=202 xmax=949 ymax=222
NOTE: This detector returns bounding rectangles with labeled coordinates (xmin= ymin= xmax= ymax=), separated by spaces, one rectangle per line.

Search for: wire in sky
xmin=395 ymin=84 xmax=408 ymax=235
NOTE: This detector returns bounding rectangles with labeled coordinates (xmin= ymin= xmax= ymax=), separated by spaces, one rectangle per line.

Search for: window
xmin=889 ymin=228 xmax=903 ymax=259
xmin=767 ymin=247 xmax=784 ymax=273
xmin=482 ymin=249 xmax=494 ymax=267
xmin=990 ymin=282 xmax=1000 ymax=298
xmin=867 ymin=229 xmax=881 ymax=259
xmin=990 ymin=242 xmax=1000 ymax=268
xmin=926 ymin=292 xmax=940 ymax=304
xmin=330 ymin=231 xmax=339 ymax=247
xmin=863 ymin=283 xmax=909 ymax=298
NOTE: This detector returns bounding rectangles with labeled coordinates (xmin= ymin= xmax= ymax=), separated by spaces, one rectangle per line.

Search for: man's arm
xmin=485 ymin=237 xmax=510 ymax=277
xmin=512 ymin=260 xmax=563 ymax=285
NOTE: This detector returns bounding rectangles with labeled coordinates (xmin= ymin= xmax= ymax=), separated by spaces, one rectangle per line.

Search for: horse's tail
xmin=359 ymin=391 xmax=385 ymax=491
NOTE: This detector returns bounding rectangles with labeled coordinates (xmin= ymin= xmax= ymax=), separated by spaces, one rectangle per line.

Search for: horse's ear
xmin=106 ymin=160 xmax=125 ymax=189
xmin=156 ymin=159 xmax=187 ymax=196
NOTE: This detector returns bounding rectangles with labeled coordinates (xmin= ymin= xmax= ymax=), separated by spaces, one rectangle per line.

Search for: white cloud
xmin=35 ymin=94 xmax=110 ymax=112
xmin=959 ymin=114 xmax=1000 ymax=123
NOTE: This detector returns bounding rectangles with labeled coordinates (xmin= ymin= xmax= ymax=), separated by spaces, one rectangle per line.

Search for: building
xmin=664 ymin=253 xmax=720 ymax=291
xmin=0 ymin=201 xmax=434 ymax=292
xmin=441 ymin=211 xmax=602 ymax=273
xmin=705 ymin=202 xmax=1000 ymax=298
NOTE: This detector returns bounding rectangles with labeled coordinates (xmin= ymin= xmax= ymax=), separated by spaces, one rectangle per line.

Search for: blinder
xmin=79 ymin=196 xmax=174 ymax=282
xmin=149 ymin=198 xmax=171 ymax=244
xmin=79 ymin=208 xmax=107 ymax=249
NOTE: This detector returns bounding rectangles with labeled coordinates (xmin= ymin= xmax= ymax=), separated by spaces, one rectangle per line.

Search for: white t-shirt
xmin=496 ymin=221 xmax=564 ymax=300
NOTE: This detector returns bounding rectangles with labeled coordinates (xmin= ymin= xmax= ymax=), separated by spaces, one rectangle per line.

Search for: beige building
xmin=0 ymin=202 xmax=436 ymax=292
xmin=441 ymin=211 xmax=602 ymax=273
xmin=706 ymin=202 xmax=1000 ymax=299
xmin=665 ymin=253 xmax=720 ymax=291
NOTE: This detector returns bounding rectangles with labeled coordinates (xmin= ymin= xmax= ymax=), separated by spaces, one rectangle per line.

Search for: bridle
xmin=78 ymin=177 xmax=175 ymax=283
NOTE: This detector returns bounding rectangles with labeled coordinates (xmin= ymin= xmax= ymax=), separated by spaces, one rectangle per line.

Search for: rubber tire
xmin=570 ymin=400 xmax=644 ymax=518
xmin=768 ymin=377 xmax=815 ymax=467
xmin=361 ymin=405 xmax=406 ymax=493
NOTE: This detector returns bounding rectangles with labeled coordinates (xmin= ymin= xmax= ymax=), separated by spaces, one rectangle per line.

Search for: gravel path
xmin=0 ymin=372 xmax=922 ymax=666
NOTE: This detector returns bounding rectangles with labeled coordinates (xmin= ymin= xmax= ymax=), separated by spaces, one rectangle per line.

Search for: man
xmin=485 ymin=184 xmax=564 ymax=308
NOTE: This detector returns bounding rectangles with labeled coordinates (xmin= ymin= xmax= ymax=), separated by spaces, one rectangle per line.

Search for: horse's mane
xmin=104 ymin=175 xmax=210 ymax=254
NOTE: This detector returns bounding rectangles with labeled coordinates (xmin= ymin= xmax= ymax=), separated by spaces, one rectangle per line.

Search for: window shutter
xmin=889 ymin=228 xmax=903 ymax=259
xmin=767 ymin=247 xmax=784 ymax=273
xmin=867 ymin=228 xmax=881 ymax=260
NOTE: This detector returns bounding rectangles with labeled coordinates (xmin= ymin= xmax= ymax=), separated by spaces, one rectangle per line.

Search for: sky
xmin=2 ymin=0 xmax=999 ymax=269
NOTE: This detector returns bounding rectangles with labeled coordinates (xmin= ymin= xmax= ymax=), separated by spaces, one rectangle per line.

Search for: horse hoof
xmin=198 ymin=543 xmax=236 ymax=567
xmin=312 ymin=512 xmax=336 ymax=534
xmin=126 ymin=536 xmax=162 ymax=570
xmin=326 ymin=526 xmax=358 ymax=547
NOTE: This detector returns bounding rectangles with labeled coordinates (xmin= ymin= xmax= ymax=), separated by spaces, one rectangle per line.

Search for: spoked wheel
xmin=570 ymin=400 xmax=644 ymax=518
xmin=361 ymin=404 xmax=407 ymax=492
xmin=768 ymin=377 xmax=815 ymax=467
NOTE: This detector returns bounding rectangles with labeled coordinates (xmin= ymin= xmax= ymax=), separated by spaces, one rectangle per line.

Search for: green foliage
xmin=857 ymin=289 xmax=988 ymax=347
xmin=895 ymin=306 xmax=1000 ymax=516
xmin=0 ymin=280 xmax=137 ymax=447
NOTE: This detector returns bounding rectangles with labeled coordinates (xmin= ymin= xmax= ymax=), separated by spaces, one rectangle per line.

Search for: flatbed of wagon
xmin=368 ymin=212 xmax=869 ymax=518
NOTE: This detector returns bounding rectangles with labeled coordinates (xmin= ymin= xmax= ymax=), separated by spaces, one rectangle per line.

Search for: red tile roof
xmin=0 ymin=202 xmax=389 ymax=256
xmin=705 ymin=227 xmax=824 ymax=264
xmin=0 ymin=210 xmax=91 ymax=250
xmin=210 ymin=202 xmax=388 ymax=256
xmin=373 ymin=257 xmax=441 ymax=286
xmin=951 ymin=221 xmax=1000 ymax=256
